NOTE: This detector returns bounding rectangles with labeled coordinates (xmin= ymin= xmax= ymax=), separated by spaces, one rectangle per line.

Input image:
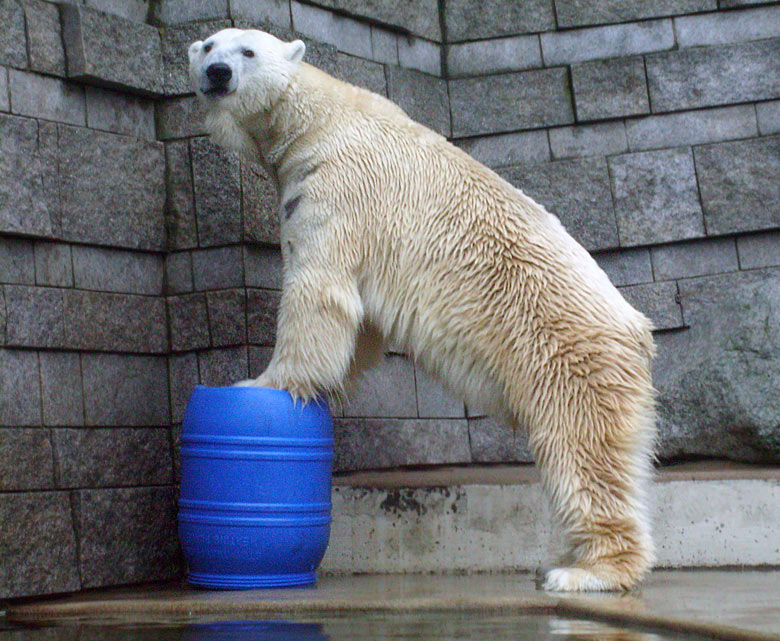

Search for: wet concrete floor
xmin=5 ymin=569 xmax=779 ymax=640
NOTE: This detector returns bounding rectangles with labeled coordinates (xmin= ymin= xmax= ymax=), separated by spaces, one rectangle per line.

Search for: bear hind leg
xmin=529 ymin=377 xmax=655 ymax=592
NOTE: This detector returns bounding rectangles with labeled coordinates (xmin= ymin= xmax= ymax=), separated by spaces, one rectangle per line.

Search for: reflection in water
xmin=549 ymin=616 xmax=664 ymax=641
xmin=0 ymin=613 xmax=702 ymax=641
xmin=184 ymin=621 xmax=329 ymax=641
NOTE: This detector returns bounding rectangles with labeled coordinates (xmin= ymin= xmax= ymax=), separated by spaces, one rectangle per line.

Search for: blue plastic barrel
xmin=178 ymin=385 xmax=333 ymax=589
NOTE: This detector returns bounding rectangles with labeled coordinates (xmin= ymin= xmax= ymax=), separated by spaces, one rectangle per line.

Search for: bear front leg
xmin=237 ymin=268 xmax=363 ymax=402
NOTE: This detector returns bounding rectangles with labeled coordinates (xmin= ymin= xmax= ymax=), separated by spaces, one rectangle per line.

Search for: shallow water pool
xmin=1 ymin=612 xmax=705 ymax=641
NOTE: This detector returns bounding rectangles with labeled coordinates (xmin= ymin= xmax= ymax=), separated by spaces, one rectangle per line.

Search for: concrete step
xmin=321 ymin=462 xmax=780 ymax=574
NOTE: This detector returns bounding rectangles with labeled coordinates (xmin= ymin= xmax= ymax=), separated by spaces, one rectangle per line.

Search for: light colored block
xmin=447 ymin=35 xmax=541 ymax=77
xmin=675 ymin=4 xmax=780 ymax=48
xmin=397 ymin=35 xmax=441 ymax=76
xmin=626 ymin=104 xmax=758 ymax=151
xmin=370 ymin=26 xmax=398 ymax=65
xmin=757 ymin=100 xmax=780 ymax=135
xmin=9 ymin=70 xmax=85 ymax=125
xmin=292 ymin=1 xmax=372 ymax=59
xmin=541 ymin=19 xmax=674 ymax=65
xmin=549 ymin=122 xmax=628 ymax=159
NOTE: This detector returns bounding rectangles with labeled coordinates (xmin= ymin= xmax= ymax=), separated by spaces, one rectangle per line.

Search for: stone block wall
xmin=0 ymin=0 xmax=779 ymax=598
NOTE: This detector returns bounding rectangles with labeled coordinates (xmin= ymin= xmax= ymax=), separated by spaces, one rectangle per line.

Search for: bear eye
xmin=203 ymin=42 xmax=213 ymax=53
xmin=242 ymin=49 xmax=255 ymax=58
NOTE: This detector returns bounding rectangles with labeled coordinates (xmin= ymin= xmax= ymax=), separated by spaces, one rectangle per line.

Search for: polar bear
xmin=189 ymin=28 xmax=656 ymax=592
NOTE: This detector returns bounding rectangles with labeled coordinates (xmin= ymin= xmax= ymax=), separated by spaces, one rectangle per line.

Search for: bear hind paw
xmin=539 ymin=566 xmax=634 ymax=592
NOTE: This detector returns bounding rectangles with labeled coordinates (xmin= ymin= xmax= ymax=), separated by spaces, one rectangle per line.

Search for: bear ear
xmin=188 ymin=40 xmax=203 ymax=61
xmin=285 ymin=39 xmax=306 ymax=65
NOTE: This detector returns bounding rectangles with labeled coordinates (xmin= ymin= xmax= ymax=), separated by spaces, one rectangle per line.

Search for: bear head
xmin=188 ymin=28 xmax=306 ymax=115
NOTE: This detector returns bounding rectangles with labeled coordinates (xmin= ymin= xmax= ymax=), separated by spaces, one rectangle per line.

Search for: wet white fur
xmin=190 ymin=29 xmax=657 ymax=592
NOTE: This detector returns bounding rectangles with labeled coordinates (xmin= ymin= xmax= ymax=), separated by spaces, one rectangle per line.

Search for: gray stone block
xmin=167 ymin=293 xmax=210 ymax=352
xmin=608 ymin=147 xmax=705 ymax=246
xmin=0 ymin=491 xmax=79 ymax=598
xmin=334 ymin=53 xmax=387 ymax=95
xmin=0 ymin=115 xmax=58 ymax=238
xmin=23 ymin=0 xmax=66 ymax=76
xmin=85 ymin=87 xmax=155 ymax=139
xmin=619 ymin=280 xmax=683 ymax=330
xmin=0 ymin=66 xmax=8 ymax=111
xmin=469 ymin=416 xmax=533 ymax=463
xmin=242 ymin=159 xmax=280 ymax=245
xmin=63 ymin=290 xmax=168 ymax=353
xmin=192 ymin=245 xmax=244 ymax=291
xmin=53 ymin=427 xmax=172 ymax=488
xmin=386 ymin=67 xmax=451 ymax=137
xmin=244 ymin=245 xmax=283 ymax=289
xmin=445 ymin=0 xmax=555 ymax=42
xmin=555 ymin=0 xmax=715 ymax=28
xmin=84 ymin=0 xmax=150 ymax=22
xmin=343 ymin=354 xmax=417 ymax=418
xmin=81 ymin=353 xmax=170 ymax=426
xmin=416 ymin=366 xmax=465 ymax=418
xmin=4 ymin=285 xmax=65 ymax=348
xmin=397 ymin=35 xmax=441 ymax=77
xmin=153 ymin=0 xmax=228 ymax=23
xmin=758 ymin=100 xmax=780 ymax=136
xmin=0 ymin=428 xmax=54 ymax=491
xmin=370 ymin=26 xmax=398 ymax=65
xmin=40 ymin=351 xmax=84 ymax=427
xmin=207 ymin=288 xmax=247 ymax=347
xmin=593 ymin=247 xmax=653 ymax=287
xmin=334 ymin=418 xmax=471 ymax=471
xmin=549 ymin=122 xmax=628 ymax=160
xmin=720 ymin=0 xmax=776 ymax=6
xmin=0 ymin=236 xmax=34 ymax=284
xmin=169 ymin=351 xmax=199 ymax=423
xmin=499 ymin=156 xmax=619 ymax=251
xmin=651 ymin=237 xmax=739 ymax=281
xmin=449 ymin=68 xmax=573 ymax=138
xmin=191 ymin=137 xmax=242 ymax=247
xmin=675 ymin=4 xmax=780 ymax=47
xmin=165 ymin=251 xmax=194 ymax=294
xmin=72 ymin=246 xmax=164 ymax=295
xmin=654 ymin=268 xmax=780 ymax=461
xmin=292 ymin=2 xmax=371 ymax=59
xmin=9 ymin=70 xmax=86 ymax=125
xmin=247 ymin=288 xmax=280 ymax=346
xmin=34 ymin=242 xmax=73 ymax=288
xmin=159 ymin=20 xmax=232 ymax=95
xmin=695 ymin=135 xmax=780 ymax=235
xmin=155 ymin=95 xmax=207 ymax=140
xmin=248 ymin=345 xmax=274 ymax=378
xmin=165 ymin=141 xmax=198 ymax=251
xmin=572 ymin=56 xmax=650 ymax=121
xmin=626 ymin=105 xmax=758 ymax=152
xmin=198 ymin=346 xmax=249 ymax=386
xmin=540 ymin=19 xmax=674 ymax=66
xmin=0 ymin=0 xmax=27 ymax=68
xmin=229 ymin=0 xmax=291 ymax=30
xmin=454 ymin=129 xmax=550 ymax=169
xmin=59 ymin=126 xmax=166 ymax=251
xmin=326 ymin=0 xmax=440 ymax=41
xmin=737 ymin=231 xmax=780 ymax=270
xmin=61 ymin=4 xmax=165 ymax=96
xmin=646 ymin=39 xmax=780 ymax=112
xmin=72 ymin=486 xmax=181 ymax=588
xmin=447 ymin=34 xmax=542 ymax=78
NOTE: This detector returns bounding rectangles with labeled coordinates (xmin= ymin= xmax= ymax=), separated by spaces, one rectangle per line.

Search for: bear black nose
xmin=206 ymin=62 xmax=232 ymax=84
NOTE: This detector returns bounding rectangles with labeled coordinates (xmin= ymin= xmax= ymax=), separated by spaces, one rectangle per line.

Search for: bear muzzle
xmin=202 ymin=62 xmax=234 ymax=97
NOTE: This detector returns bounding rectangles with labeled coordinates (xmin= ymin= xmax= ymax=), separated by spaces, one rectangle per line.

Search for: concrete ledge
xmin=323 ymin=463 xmax=780 ymax=573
